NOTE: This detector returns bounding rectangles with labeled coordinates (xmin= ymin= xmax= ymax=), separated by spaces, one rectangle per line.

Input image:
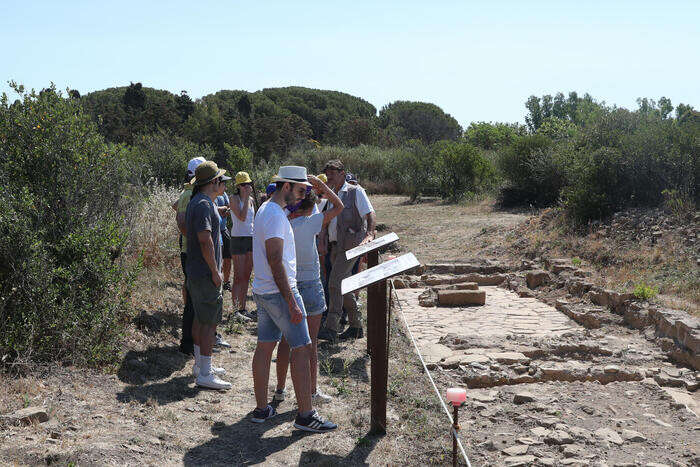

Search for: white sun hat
xmin=271 ymin=166 xmax=312 ymax=186
xmin=187 ymin=157 xmax=206 ymax=177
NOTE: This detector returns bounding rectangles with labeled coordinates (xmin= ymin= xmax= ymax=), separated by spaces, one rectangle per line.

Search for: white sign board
xmin=341 ymin=253 xmax=420 ymax=295
xmin=345 ymin=232 xmax=399 ymax=260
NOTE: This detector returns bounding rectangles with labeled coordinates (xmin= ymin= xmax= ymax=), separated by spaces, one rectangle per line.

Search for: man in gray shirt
xmin=185 ymin=161 xmax=232 ymax=390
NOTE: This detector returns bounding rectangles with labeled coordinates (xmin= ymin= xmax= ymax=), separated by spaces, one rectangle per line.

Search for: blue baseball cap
xmin=266 ymin=183 xmax=277 ymax=196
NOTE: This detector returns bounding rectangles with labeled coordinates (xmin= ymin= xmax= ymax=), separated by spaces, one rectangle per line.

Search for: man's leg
xmin=289 ymin=344 xmax=313 ymax=414
xmin=275 ymin=337 xmax=290 ymax=392
xmin=223 ymin=258 xmax=232 ymax=286
xmin=324 ymin=247 xmax=359 ymax=333
xmin=252 ymin=341 xmax=278 ymax=409
xmin=181 ymin=284 xmax=194 ymax=353
xmin=306 ymin=314 xmax=323 ymax=394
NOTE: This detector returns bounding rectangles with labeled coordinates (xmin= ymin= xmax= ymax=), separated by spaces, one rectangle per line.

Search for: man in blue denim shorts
xmin=250 ymin=166 xmax=338 ymax=433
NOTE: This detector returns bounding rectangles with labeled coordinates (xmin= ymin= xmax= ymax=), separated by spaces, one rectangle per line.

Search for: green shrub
xmin=0 ymin=84 xmax=138 ymax=367
xmin=129 ymin=130 xmax=216 ymax=187
xmin=497 ymin=134 xmax=566 ymax=207
xmin=633 ymin=283 xmax=658 ymax=301
xmin=661 ymin=189 xmax=696 ymax=222
xmin=432 ymin=141 xmax=494 ymax=201
xmin=563 ymin=106 xmax=698 ymax=224
xmin=572 ymin=257 xmax=582 ymax=267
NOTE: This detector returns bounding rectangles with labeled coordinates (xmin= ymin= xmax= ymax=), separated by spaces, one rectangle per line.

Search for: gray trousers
xmin=325 ymin=243 xmax=361 ymax=332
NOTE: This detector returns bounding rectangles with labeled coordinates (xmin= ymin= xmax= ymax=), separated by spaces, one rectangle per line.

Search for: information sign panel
xmin=341 ymin=252 xmax=419 ymax=295
xmin=345 ymin=232 xmax=399 ymax=260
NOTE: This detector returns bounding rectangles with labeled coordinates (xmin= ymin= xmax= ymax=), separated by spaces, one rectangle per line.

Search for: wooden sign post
xmin=343 ymin=235 xmax=419 ymax=434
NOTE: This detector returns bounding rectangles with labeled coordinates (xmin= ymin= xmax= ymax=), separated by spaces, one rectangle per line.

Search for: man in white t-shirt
xmin=317 ymin=160 xmax=376 ymax=342
xmin=249 ymin=166 xmax=338 ymax=433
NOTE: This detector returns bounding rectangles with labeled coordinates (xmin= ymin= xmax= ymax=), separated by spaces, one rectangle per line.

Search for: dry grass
xmin=127 ymin=183 xmax=181 ymax=268
xmin=373 ymin=195 xmax=528 ymax=263
xmin=504 ymin=208 xmax=700 ymax=316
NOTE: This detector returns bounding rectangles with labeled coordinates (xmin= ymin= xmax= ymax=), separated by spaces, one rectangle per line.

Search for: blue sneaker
xmin=294 ymin=410 xmax=337 ymax=433
xmin=251 ymin=405 xmax=277 ymax=423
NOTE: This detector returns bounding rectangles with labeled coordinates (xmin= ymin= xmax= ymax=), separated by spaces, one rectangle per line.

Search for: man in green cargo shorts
xmin=185 ymin=161 xmax=232 ymax=390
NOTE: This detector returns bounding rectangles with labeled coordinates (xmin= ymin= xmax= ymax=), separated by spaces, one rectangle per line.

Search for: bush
xmin=464 ymin=121 xmax=525 ymax=150
xmin=633 ymin=283 xmax=658 ymax=301
xmin=129 ymin=130 xmax=216 ymax=187
xmin=432 ymin=141 xmax=494 ymax=201
xmin=562 ymin=107 xmax=698 ymax=224
xmin=497 ymin=134 xmax=566 ymax=207
xmin=0 ymin=84 xmax=138 ymax=366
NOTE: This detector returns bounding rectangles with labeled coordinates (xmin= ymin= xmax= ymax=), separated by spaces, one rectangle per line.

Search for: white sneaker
xmin=312 ymin=390 xmax=332 ymax=404
xmin=272 ymin=388 xmax=286 ymax=402
xmin=215 ymin=334 xmax=231 ymax=347
xmin=192 ymin=364 xmax=226 ymax=378
xmin=196 ymin=373 xmax=232 ymax=390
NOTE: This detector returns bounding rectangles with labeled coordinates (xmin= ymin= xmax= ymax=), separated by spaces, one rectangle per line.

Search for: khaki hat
xmin=190 ymin=161 xmax=230 ymax=186
xmin=235 ymin=171 xmax=252 ymax=185
xmin=271 ymin=166 xmax=311 ymax=186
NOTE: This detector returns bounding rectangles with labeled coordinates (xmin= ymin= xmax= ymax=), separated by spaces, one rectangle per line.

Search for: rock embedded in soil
xmin=504 ymin=454 xmax=536 ymax=466
xmin=544 ymin=429 xmax=573 ymax=445
xmin=1 ymin=406 xmax=49 ymax=425
xmin=594 ymin=427 xmax=624 ymax=445
xmin=503 ymin=444 xmax=529 ymax=456
xmin=621 ymin=429 xmax=647 ymax=442
xmin=526 ymin=270 xmax=550 ymax=289
xmin=488 ymin=351 xmax=530 ymax=365
xmin=513 ymin=391 xmax=537 ymax=404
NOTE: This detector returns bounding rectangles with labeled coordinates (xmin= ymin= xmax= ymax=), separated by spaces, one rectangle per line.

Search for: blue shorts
xmin=254 ymin=288 xmax=311 ymax=349
xmin=298 ymin=278 xmax=326 ymax=317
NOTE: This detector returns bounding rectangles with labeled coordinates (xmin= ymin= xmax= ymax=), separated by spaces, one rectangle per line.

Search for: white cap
xmin=187 ymin=157 xmax=206 ymax=177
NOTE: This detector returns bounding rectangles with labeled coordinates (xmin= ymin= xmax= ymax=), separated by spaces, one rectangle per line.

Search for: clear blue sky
xmin=2 ymin=0 xmax=698 ymax=126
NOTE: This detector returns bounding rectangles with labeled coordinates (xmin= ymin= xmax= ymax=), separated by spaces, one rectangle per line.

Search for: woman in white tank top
xmin=229 ymin=172 xmax=255 ymax=317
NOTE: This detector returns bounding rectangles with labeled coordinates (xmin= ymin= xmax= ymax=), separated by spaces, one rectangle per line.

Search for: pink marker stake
xmin=445 ymin=388 xmax=466 ymax=467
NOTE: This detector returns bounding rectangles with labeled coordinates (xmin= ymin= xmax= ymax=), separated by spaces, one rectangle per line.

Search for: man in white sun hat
xmin=249 ymin=166 xmax=337 ymax=433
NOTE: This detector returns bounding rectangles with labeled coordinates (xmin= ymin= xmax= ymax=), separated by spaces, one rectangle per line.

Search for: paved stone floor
xmin=394 ymin=286 xmax=581 ymax=357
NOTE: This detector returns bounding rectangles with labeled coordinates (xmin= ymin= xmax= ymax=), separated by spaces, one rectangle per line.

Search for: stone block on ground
xmin=621 ymin=429 xmax=647 ymax=442
xmin=504 ymin=455 xmax=536 ymax=466
xmin=526 ymin=270 xmax=550 ymax=289
xmin=487 ymin=351 xmax=530 ymax=365
xmin=661 ymin=387 xmax=699 ymax=417
xmin=513 ymin=391 xmax=537 ymax=404
xmin=445 ymin=282 xmax=479 ymax=290
xmin=1 ymin=407 xmax=49 ymax=425
xmin=594 ymin=427 xmax=623 ymax=445
xmin=418 ymin=289 xmax=437 ymax=307
xmin=437 ymin=289 xmax=486 ymax=306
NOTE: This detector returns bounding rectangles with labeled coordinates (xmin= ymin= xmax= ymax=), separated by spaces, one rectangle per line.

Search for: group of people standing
xmin=174 ymin=157 xmax=375 ymax=434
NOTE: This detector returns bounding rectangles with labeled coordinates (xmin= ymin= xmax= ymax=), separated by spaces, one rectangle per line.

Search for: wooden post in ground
xmin=343 ymin=238 xmax=415 ymax=436
xmin=367 ymin=255 xmax=388 ymax=434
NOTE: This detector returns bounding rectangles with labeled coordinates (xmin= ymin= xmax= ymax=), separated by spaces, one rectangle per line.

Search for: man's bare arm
xmin=360 ymin=211 xmax=377 ymax=244
xmin=197 ymin=230 xmax=221 ymax=287
xmin=265 ymin=237 xmax=295 ymax=305
xmin=176 ymin=212 xmax=187 ymax=235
